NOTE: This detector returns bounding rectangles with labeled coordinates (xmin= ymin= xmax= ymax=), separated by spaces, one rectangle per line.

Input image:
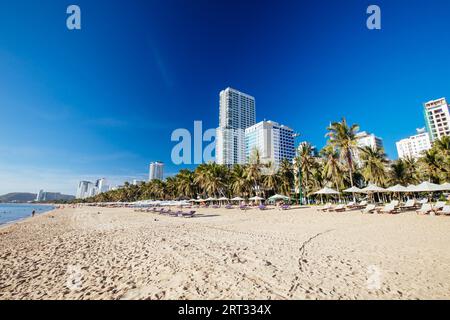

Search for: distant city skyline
xmin=2 ymin=1 xmax=450 ymax=195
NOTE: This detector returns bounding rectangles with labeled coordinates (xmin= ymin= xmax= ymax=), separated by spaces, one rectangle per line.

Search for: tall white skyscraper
xmin=216 ymin=87 xmax=256 ymax=165
xmin=353 ymin=131 xmax=384 ymax=167
xmin=149 ymin=161 xmax=164 ymax=181
xmin=424 ymin=97 xmax=450 ymax=142
xmin=95 ymin=178 xmax=110 ymax=193
xmin=245 ymin=120 xmax=295 ymax=168
xmin=76 ymin=181 xmax=93 ymax=199
xmin=396 ymin=128 xmax=432 ymax=159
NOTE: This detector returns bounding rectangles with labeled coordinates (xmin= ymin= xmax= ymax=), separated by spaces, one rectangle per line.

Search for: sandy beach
xmin=0 ymin=205 xmax=449 ymax=300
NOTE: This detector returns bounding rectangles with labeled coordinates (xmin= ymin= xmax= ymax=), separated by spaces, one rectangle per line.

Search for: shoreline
xmin=1 ymin=205 xmax=449 ymax=300
xmin=0 ymin=203 xmax=58 ymax=230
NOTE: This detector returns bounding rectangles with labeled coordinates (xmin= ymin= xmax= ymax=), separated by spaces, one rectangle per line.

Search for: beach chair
xmin=281 ymin=204 xmax=290 ymax=210
xmin=432 ymin=201 xmax=446 ymax=212
xmin=436 ymin=205 xmax=450 ymax=216
xmin=181 ymin=211 xmax=196 ymax=218
xmin=346 ymin=201 xmax=356 ymax=209
xmin=399 ymin=199 xmax=417 ymax=211
xmin=330 ymin=204 xmax=346 ymax=212
xmin=419 ymin=199 xmax=428 ymax=205
xmin=376 ymin=203 xmax=397 ymax=214
xmin=318 ymin=203 xmax=333 ymax=212
xmin=361 ymin=204 xmax=376 ymax=214
xmin=239 ymin=205 xmax=248 ymax=211
xmin=353 ymin=200 xmax=368 ymax=210
xmin=258 ymin=204 xmax=267 ymax=210
xmin=225 ymin=204 xmax=233 ymax=209
xmin=416 ymin=204 xmax=432 ymax=215
xmin=390 ymin=200 xmax=400 ymax=208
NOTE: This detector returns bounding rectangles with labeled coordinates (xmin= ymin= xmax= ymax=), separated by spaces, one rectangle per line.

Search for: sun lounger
xmin=361 ymin=204 xmax=376 ymax=214
xmin=225 ymin=205 xmax=233 ymax=209
xmin=377 ymin=203 xmax=397 ymax=214
xmin=318 ymin=203 xmax=333 ymax=212
xmin=330 ymin=204 xmax=346 ymax=212
xmin=390 ymin=200 xmax=400 ymax=208
xmin=239 ymin=205 xmax=248 ymax=211
xmin=399 ymin=199 xmax=417 ymax=211
xmin=346 ymin=201 xmax=356 ymax=209
xmin=182 ymin=211 xmax=196 ymax=218
xmin=416 ymin=204 xmax=432 ymax=215
xmin=353 ymin=200 xmax=368 ymax=210
xmin=281 ymin=204 xmax=290 ymax=210
xmin=432 ymin=201 xmax=446 ymax=212
xmin=436 ymin=205 xmax=450 ymax=216
xmin=258 ymin=205 xmax=267 ymax=210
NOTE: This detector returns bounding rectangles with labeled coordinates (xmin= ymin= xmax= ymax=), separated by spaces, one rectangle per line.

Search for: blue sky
xmin=1 ymin=0 xmax=450 ymax=195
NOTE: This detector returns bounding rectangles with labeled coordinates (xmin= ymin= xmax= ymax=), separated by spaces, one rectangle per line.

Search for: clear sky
xmin=1 ymin=0 xmax=450 ymax=195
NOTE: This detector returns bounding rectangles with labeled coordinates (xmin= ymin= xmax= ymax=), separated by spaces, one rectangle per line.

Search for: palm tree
xmin=278 ymin=158 xmax=294 ymax=196
xmin=390 ymin=158 xmax=419 ymax=185
xmin=420 ymin=149 xmax=442 ymax=183
xmin=358 ymin=146 xmax=388 ymax=186
xmin=294 ymin=142 xmax=315 ymax=202
xmin=321 ymin=144 xmax=345 ymax=192
xmin=246 ymin=148 xmax=263 ymax=196
xmin=262 ymin=162 xmax=280 ymax=197
xmin=230 ymin=164 xmax=250 ymax=197
xmin=326 ymin=118 xmax=359 ymax=187
xmin=176 ymin=169 xmax=196 ymax=198
xmin=434 ymin=136 xmax=450 ymax=157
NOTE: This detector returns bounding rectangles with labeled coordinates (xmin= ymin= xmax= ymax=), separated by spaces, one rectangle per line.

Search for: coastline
xmin=0 ymin=203 xmax=57 ymax=230
xmin=1 ymin=205 xmax=450 ymax=300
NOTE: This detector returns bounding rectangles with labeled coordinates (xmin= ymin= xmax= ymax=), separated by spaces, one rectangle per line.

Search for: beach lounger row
xmin=146 ymin=207 xmax=196 ymax=218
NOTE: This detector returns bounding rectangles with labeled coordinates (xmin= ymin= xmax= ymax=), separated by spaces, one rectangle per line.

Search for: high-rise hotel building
xmin=216 ymin=88 xmax=256 ymax=165
xmin=149 ymin=161 xmax=164 ymax=181
xmin=396 ymin=128 xmax=432 ymax=159
xmin=424 ymin=97 xmax=450 ymax=141
xmin=245 ymin=120 xmax=295 ymax=168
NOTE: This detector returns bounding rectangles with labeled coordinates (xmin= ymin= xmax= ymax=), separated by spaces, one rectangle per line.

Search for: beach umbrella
xmin=343 ymin=186 xmax=362 ymax=203
xmin=361 ymin=184 xmax=387 ymax=193
xmin=268 ymin=194 xmax=290 ymax=200
xmin=217 ymin=196 xmax=229 ymax=204
xmin=249 ymin=196 xmax=265 ymax=204
xmin=249 ymin=196 xmax=265 ymax=200
xmin=386 ymin=184 xmax=408 ymax=201
xmin=343 ymin=186 xmax=363 ymax=193
xmin=268 ymin=194 xmax=290 ymax=203
xmin=361 ymin=184 xmax=387 ymax=203
xmin=406 ymin=184 xmax=418 ymax=192
xmin=314 ymin=187 xmax=340 ymax=204
xmin=413 ymin=181 xmax=442 ymax=192
xmin=314 ymin=187 xmax=340 ymax=195
xmin=386 ymin=184 xmax=408 ymax=192
xmin=437 ymin=182 xmax=450 ymax=191
xmin=231 ymin=196 xmax=245 ymax=202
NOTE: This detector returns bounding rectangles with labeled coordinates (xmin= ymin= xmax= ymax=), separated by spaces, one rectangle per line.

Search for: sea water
xmin=0 ymin=203 xmax=55 ymax=225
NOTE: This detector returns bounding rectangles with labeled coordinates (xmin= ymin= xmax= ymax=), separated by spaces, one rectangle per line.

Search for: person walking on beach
xmin=31 ymin=210 xmax=36 ymax=217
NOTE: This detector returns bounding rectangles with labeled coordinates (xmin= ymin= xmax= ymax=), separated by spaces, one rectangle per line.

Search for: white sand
xmin=0 ymin=205 xmax=449 ymax=300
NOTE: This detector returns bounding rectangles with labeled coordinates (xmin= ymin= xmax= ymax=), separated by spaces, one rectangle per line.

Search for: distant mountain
xmin=0 ymin=193 xmax=36 ymax=203
xmin=0 ymin=192 xmax=75 ymax=203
